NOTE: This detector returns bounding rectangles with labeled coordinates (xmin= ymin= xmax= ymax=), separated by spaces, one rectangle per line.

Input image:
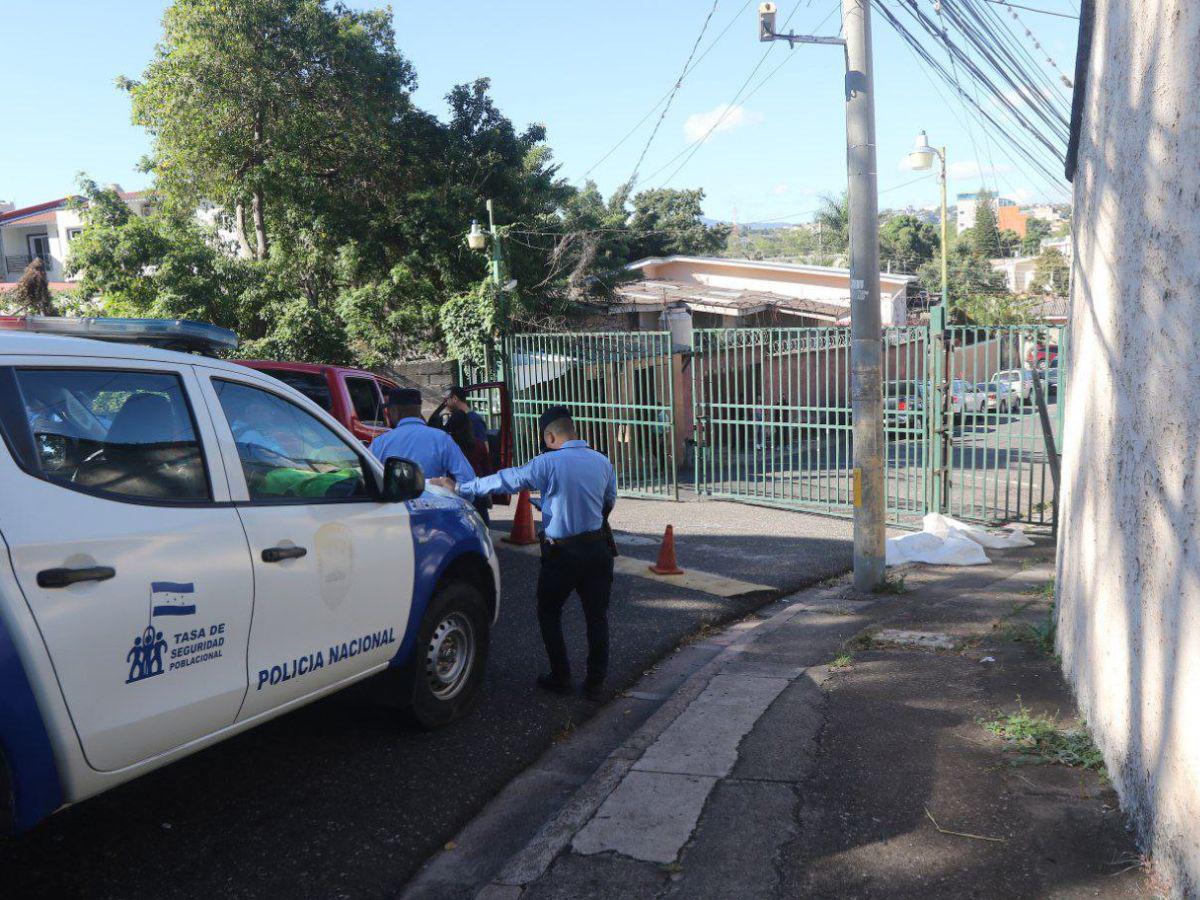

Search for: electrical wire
xmin=578 ymin=0 xmax=753 ymax=182
xmin=982 ymin=0 xmax=1078 ymax=19
xmin=623 ymin=0 xmax=721 ymax=190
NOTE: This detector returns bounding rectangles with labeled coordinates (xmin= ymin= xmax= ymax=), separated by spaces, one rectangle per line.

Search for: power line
xmin=982 ymin=0 xmax=1078 ymax=19
xmin=578 ymin=0 xmax=753 ymax=182
xmin=624 ymin=0 xmax=721 ymax=190
xmin=647 ymin=0 xmax=843 ymax=189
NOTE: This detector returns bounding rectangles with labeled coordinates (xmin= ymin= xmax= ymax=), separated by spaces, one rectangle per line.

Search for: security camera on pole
xmin=758 ymin=1 xmax=885 ymax=590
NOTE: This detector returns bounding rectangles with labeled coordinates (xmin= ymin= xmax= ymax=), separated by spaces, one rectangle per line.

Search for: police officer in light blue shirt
xmin=369 ymin=387 xmax=476 ymax=484
xmin=433 ymin=405 xmax=617 ymax=701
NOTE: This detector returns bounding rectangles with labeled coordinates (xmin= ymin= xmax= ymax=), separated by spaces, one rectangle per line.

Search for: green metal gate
xmin=503 ymin=332 xmax=677 ymax=499
xmin=691 ymin=317 xmax=1065 ymax=527
xmin=691 ymin=326 xmax=930 ymax=523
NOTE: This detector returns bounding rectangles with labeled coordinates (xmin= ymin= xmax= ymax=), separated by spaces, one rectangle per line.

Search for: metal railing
xmin=504 ymin=332 xmax=677 ymax=500
xmin=3 ymin=253 xmax=52 ymax=275
xmin=692 ymin=326 xmax=930 ymax=523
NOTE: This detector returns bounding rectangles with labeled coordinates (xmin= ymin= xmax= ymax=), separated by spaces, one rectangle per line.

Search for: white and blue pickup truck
xmin=0 ymin=320 xmax=499 ymax=835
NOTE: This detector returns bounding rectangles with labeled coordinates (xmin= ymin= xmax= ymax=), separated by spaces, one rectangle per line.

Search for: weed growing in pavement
xmin=1024 ymin=578 xmax=1055 ymax=599
xmin=872 ymin=573 xmax=909 ymax=595
xmin=830 ymin=652 xmax=853 ymax=669
xmin=1002 ymin=603 xmax=1057 ymax=655
xmin=847 ymin=632 xmax=876 ymax=651
xmin=980 ymin=702 xmax=1105 ymax=772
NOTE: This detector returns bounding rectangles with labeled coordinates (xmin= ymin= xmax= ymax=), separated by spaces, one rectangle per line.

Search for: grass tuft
xmin=980 ymin=702 xmax=1105 ymax=772
xmin=872 ymin=573 xmax=909 ymax=595
xmin=830 ymin=652 xmax=853 ymax=669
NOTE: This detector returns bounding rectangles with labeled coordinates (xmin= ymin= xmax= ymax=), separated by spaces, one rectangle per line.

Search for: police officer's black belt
xmin=544 ymin=530 xmax=607 ymax=547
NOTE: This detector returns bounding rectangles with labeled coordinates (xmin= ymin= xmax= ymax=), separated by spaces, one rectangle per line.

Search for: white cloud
xmin=771 ymin=182 xmax=790 ymax=196
xmin=683 ymin=103 xmax=763 ymax=144
xmin=947 ymin=160 xmax=1011 ymax=180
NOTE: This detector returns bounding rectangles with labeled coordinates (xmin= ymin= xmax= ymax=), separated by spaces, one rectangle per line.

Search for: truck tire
xmin=404 ymin=580 xmax=490 ymax=729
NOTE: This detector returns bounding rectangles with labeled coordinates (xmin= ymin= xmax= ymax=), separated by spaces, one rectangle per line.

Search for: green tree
xmin=958 ymin=293 xmax=1039 ymax=325
xmin=1033 ymin=247 xmax=1069 ymax=294
xmin=879 ymin=214 xmax=939 ymax=273
xmin=1021 ymin=217 xmax=1051 ymax=255
xmin=997 ymin=228 xmax=1021 ymax=258
xmin=814 ymin=192 xmax=850 ymax=257
xmin=123 ymin=0 xmax=416 ymax=262
xmin=626 ymin=188 xmax=730 ymax=260
xmin=969 ymin=190 xmax=1001 ymax=258
xmin=917 ymin=240 xmax=1008 ymax=313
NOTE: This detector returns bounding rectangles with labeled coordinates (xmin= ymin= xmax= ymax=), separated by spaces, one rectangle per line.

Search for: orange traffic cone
xmin=649 ymin=525 xmax=684 ymax=575
xmin=503 ymin=489 xmax=539 ymax=545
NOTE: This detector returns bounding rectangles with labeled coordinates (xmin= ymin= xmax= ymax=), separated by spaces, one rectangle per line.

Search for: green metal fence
xmin=938 ymin=322 xmax=1065 ymax=526
xmin=691 ymin=326 xmax=931 ymax=523
xmin=503 ymin=332 xmax=677 ymax=499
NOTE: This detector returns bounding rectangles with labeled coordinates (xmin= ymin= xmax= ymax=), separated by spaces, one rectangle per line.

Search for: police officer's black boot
xmin=536 ymin=673 xmax=573 ymax=695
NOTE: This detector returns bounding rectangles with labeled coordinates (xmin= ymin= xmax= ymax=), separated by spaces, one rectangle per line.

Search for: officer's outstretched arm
xmin=456 ymin=457 xmax=545 ymax=500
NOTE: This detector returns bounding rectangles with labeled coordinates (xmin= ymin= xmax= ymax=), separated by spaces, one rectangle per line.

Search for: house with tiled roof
xmin=0 ymin=186 xmax=152 ymax=290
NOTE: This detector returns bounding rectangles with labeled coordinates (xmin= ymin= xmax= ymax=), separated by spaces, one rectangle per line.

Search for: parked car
xmin=978 ymin=381 xmax=1018 ymax=414
xmin=0 ymin=319 xmax=500 ymax=835
xmin=233 ymin=360 xmax=399 ymax=445
xmin=884 ymin=380 xmax=926 ymax=428
xmin=950 ymin=379 xmax=987 ymax=419
xmin=990 ymin=369 xmax=1034 ymax=405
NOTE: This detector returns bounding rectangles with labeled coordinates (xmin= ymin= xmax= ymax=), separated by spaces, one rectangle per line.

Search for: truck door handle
xmin=262 ymin=546 xmax=307 ymax=563
xmin=37 ymin=566 xmax=116 ymax=588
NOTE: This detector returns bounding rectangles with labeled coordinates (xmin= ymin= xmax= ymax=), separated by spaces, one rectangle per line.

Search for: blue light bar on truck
xmin=0 ymin=316 xmax=238 ymax=355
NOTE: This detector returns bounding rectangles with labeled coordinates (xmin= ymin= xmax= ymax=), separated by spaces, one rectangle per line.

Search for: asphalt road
xmin=0 ymin=507 xmax=851 ymax=899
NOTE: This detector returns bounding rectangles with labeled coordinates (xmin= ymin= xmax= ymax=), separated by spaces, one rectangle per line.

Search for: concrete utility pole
xmin=843 ymin=0 xmax=886 ymax=590
xmin=757 ymin=1 xmax=885 ymax=588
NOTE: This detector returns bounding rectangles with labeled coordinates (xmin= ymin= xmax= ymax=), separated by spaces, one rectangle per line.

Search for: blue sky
xmin=1 ymin=0 xmax=1080 ymax=222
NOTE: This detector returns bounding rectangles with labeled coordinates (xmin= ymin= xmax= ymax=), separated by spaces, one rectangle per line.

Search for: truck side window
xmin=213 ymin=380 xmax=370 ymax=501
xmin=255 ymin=368 xmax=334 ymax=412
xmin=345 ymin=377 xmax=384 ymax=427
xmin=1 ymin=368 xmax=210 ymax=502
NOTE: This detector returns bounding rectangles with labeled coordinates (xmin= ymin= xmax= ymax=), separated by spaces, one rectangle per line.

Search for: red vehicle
xmin=234 ymin=359 xmax=399 ymax=444
xmin=1026 ymin=344 xmax=1058 ymax=370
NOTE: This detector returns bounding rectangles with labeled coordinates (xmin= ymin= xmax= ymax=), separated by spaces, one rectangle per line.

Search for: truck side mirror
xmin=381 ymin=457 xmax=424 ymax=502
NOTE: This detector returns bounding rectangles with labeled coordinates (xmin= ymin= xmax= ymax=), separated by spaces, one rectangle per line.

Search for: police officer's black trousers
xmin=537 ymin=539 xmax=614 ymax=686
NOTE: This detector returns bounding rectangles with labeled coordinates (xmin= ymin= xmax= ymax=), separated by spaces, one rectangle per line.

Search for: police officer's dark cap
xmin=539 ymin=405 xmax=572 ymax=434
xmin=386 ymin=387 xmax=422 ymax=407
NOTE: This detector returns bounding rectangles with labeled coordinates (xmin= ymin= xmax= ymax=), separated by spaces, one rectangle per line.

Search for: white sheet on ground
xmin=886 ymin=513 xmax=1035 ymax=567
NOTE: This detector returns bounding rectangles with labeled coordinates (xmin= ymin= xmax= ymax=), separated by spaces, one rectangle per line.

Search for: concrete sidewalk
xmin=406 ymin=542 xmax=1154 ymax=899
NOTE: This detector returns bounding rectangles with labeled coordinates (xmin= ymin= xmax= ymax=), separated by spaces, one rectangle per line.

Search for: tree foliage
xmin=969 ymin=190 xmax=1001 ymax=258
xmin=1033 ymin=247 xmax=1069 ymax=294
xmin=71 ymin=0 xmax=726 ymax=365
xmin=879 ymin=213 xmax=939 ymax=273
xmin=1021 ymin=217 xmax=1051 ymax=255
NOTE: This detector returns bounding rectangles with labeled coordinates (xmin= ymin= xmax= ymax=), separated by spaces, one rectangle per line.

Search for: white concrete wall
xmin=1058 ymin=1 xmax=1200 ymax=895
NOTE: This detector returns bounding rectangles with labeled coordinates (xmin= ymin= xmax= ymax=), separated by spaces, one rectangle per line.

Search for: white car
xmin=977 ymin=380 xmax=1019 ymax=414
xmin=0 ymin=320 xmax=500 ymax=835
xmin=991 ymin=369 xmax=1033 ymax=404
xmin=949 ymin=379 xmax=986 ymax=418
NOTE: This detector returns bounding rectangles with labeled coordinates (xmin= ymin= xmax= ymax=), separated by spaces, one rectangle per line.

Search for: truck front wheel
xmin=405 ymin=580 xmax=490 ymax=729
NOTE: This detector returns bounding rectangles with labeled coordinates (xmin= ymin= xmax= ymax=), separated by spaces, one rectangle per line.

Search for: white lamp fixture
xmin=906 ymin=130 xmax=936 ymax=171
xmin=466 ymin=220 xmax=487 ymax=250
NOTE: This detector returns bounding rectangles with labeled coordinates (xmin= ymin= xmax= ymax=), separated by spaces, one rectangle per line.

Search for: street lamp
xmin=465 ymin=220 xmax=486 ymax=251
xmin=906 ymin=131 xmax=949 ymax=312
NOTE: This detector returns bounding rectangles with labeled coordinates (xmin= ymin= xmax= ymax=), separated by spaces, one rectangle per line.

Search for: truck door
xmin=194 ymin=371 xmax=415 ymax=721
xmin=0 ymin=361 xmax=254 ymax=772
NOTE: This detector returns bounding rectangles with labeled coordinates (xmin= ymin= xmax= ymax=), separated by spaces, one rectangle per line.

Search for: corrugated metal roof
xmin=613 ymin=279 xmax=849 ymax=321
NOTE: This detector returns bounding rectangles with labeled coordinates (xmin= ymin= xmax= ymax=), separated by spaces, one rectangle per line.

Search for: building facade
xmin=955 ymin=191 xmax=1017 ymax=233
xmin=0 ymin=187 xmax=151 ymax=289
xmin=1060 ymin=1 xmax=1200 ymax=893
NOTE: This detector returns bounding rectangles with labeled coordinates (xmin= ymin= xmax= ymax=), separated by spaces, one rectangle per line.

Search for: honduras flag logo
xmin=151 ymin=582 xmax=196 ymax=617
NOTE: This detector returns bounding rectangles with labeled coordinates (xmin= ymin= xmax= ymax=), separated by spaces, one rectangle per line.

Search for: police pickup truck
xmin=0 ymin=318 xmax=499 ymax=834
